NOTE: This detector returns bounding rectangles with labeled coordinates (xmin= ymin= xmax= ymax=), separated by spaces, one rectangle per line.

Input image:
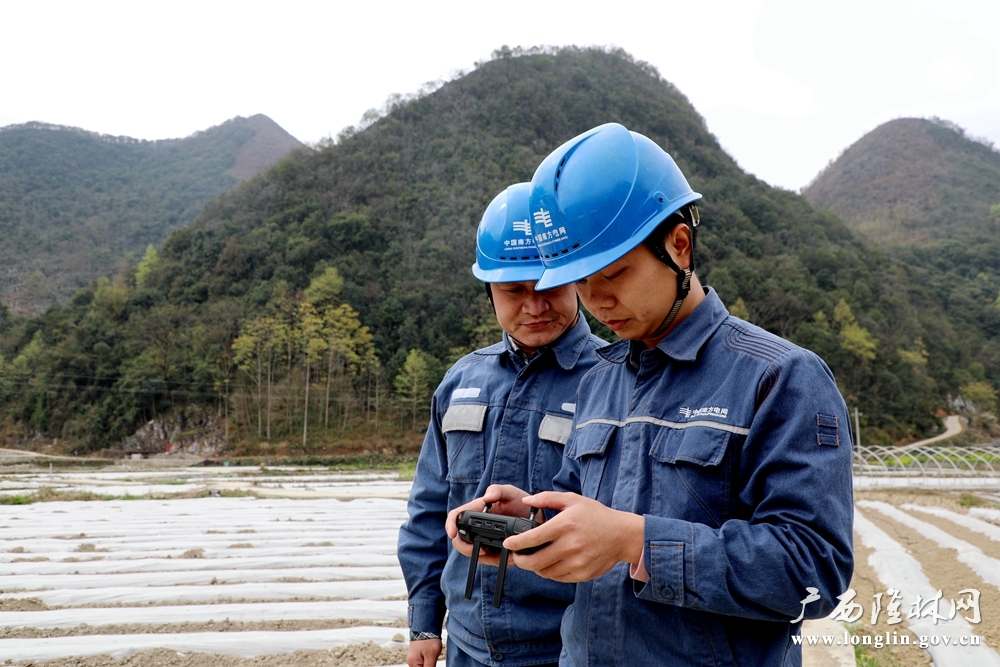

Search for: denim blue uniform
xmin=553 ymin=289 xmax=854 ymax=667
xmin=398 ymin=315 xmax=605 ymax=667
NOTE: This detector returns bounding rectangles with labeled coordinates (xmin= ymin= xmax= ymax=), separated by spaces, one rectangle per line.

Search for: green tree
xmin=297 ymin=301 xmax=327 ymax=449
xmin=960 ymin=381 xmax=997 ymax=414
xmin=92 ymin=276 xmax=129 ymax=321
xmin=303 ymin=266 xmax=345 ymax=309
xmin=233 ymin=314 xmax=282 ymax=439
xmin=833 ymin=299 xmax=877 ymax=363
xmin=126 ymin=304 xmax=191 ymax=384
xmin=135 ymin=244 xmax=160 ymax=288
xmin=451 ymin=297 xmax=502 ymax=362
xmin=729 ymin=298 xmax=751 ymax=321
xmin=395 ymin=349 xmax=431 ymax=432
xmin=320 ymin=302 xmax=378 ymax=430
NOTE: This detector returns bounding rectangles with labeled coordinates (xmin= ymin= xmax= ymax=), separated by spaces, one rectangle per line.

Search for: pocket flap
xmin=565 ymin=422 xmax=616 ymax=460
xmin=442 ymin=404 xmax=487 ymax=433
xmin=538 ymin=414 xmax=573 ymax=445
xmin=648 ymin=426 xmax=730 ymax=466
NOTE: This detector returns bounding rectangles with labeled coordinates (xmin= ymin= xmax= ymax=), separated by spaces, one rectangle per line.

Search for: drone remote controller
xmin=456 ymin=508 xmax=548 ymax=608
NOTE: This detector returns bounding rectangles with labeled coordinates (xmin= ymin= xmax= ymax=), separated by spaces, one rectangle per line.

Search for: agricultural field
xmin=2 ymin=462 xmax=1000 ymax=666
xmin=1 ymin=465 xmax=414 ymax=667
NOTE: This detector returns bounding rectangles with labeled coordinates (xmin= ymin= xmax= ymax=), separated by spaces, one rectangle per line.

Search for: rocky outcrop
xmin=123 ymin=406 xmax=227 ymax=457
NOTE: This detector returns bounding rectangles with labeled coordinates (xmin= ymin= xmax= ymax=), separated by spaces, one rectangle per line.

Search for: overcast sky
xmin=2 ymin=0 xmax=997 ymax=191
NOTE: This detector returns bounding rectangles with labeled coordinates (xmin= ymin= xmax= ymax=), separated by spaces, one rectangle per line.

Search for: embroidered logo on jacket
xmin=679 ymin=406 xmax=729 ymax=419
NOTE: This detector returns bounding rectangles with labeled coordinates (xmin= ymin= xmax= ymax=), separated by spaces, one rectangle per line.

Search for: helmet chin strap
xmin=649 ymin=266 xmax=691 ymax=340
xmin=646 ymin=208 xmax=697 ymax=340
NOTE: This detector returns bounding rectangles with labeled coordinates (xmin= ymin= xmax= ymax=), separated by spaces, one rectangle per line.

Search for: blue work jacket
xmin=398 ymin=314 xmax=605 ymax=666
xmin=553 ymin=289 xmax=854 ymax=667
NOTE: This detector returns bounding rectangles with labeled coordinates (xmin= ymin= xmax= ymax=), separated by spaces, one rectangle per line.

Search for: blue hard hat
xmin=529 ymin=123 xmax=702 ymax=290
xmin=472 ymin=182 xmax=544 ymax=283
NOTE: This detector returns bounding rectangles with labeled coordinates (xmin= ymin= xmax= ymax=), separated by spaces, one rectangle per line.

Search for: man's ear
xmin=665 ymin=223 xmax=693 ymax=271
xmin=484 ymin=282 xmax=496 ymax=314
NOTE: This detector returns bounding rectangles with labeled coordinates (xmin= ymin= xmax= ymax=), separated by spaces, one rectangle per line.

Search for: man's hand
xmin=445 ymin=484 xmax=532 ymax=566
xmin=503 ymin=491 xmax=645 ymax=583
xmin=407 ymin=638 xmax=441 ymax=667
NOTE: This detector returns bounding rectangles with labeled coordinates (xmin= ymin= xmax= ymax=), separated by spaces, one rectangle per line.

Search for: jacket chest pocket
xmin=648 ymin=426 xmax=734 ymax=527
xmin=564 ymin=423 xmax=616 ymax=499
xmin=530 ymin=414 xmax=574 ymax=493
xmin=442 ymin=404 xmax=487 ymax=483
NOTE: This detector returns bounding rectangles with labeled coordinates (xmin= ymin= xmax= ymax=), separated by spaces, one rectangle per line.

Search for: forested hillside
xmin=803 ymin=115 xmax=1000 ymax=283
xmin=1 ymin=47 xmax=997 ymax=455
xmin=0 ymin=115 xmax=302 ymax=314
xmin=803 ymin=118 xmax=1000 ymax=287
xmin=803 ymin=117 xmax=1000 ymax=434
xmin=804 ymin=117 xmax=1000 ymax=249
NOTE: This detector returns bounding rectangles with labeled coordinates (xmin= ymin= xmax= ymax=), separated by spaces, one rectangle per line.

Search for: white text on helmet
xmin=533 ymin=209 xmax=553 ymax=228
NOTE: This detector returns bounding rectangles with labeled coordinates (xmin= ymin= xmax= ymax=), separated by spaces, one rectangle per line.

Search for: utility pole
xmin=224 ymin=378 xmax=230 ymax=444
xmin=853 ymin=406 xmax=862 ymax=452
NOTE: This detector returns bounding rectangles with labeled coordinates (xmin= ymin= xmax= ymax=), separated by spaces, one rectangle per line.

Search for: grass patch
xmin=958 ymin=492 xmax=988 ymax=507
xmin=393 ymin=461 xmax=417 ymax=481
xmin=0 ymin=494 xmax=34 ymax=505
xmin=201 ymin=453 xmax=418 ymax=470
xmin=854 ymin=642 xmax=901 ymax=667
xmin=0 ymin=487 xmax=205 ymax=504
xmin=848 ymin=624 xmax=902 ymax=667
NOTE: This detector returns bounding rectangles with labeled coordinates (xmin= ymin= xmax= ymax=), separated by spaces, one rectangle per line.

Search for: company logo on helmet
xmin=534 ymin=227 xmax=568 ymax=248
xmin=533 ymin=209 xmax=553 ymax=228
xmin=512 ymin=220 xmax=532 ymax=236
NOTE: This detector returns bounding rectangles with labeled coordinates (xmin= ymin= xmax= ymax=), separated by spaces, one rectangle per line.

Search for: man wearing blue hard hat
xmin=447 ymin=124 xmax=854 ymax=666
xmin=398 ymin=183 xmax=606 ymax=667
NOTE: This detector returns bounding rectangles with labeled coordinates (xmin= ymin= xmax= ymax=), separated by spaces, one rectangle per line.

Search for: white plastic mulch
xmin=0 ymin=475 xmax=414 ymax=661
xmin=854 ymin=503 xmax=1000 ymax=666
xmin=0 ymin=627 xmax=407 ymax=662
xmin=8 ymin=466 xmax=1000 ymax=665
xmin=860 ymin=500 xmax=1000 ymax=591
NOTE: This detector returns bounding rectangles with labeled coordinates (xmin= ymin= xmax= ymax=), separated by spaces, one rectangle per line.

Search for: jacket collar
xmin=474 ymin=312 xmax=594 ymax=371
xmin=597 ymin=287 xmax=729 ymax=364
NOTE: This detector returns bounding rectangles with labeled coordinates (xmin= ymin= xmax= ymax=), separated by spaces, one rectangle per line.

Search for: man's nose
xmin=522 ymin=293 xmax=550 ymax=315
xmin=585 ymin=286 xmax=614 ymax=309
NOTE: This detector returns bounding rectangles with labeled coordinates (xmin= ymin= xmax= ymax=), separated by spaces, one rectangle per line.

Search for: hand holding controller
xmin=456 ymin=504 xmax=548 ymax=607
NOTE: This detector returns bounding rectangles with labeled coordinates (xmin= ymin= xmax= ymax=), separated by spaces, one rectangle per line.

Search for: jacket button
xmin=493 ymin=652 xmax=504 ymax=661
xmin=661 ymin=586 xmax=676 ymax=600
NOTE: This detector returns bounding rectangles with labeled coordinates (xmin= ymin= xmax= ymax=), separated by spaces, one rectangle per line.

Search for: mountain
xmin=802 ymin=118 xmax=1000 ymax=417
xmin=227 ymin=115 xmax=306 ymax=181
xmin=0 ymin=115 xmax=303 ymax=315
xmin=1 ymin=47 xmax=996 ymax=455
xmin=803 ymin=117 xmax=1000 ymax=265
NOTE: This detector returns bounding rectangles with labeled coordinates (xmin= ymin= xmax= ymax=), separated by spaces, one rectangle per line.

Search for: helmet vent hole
xmin=572 ymin=243 xmax=580 ymax=249
xmin=554 ymin=157 xmax=566 ymax=192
